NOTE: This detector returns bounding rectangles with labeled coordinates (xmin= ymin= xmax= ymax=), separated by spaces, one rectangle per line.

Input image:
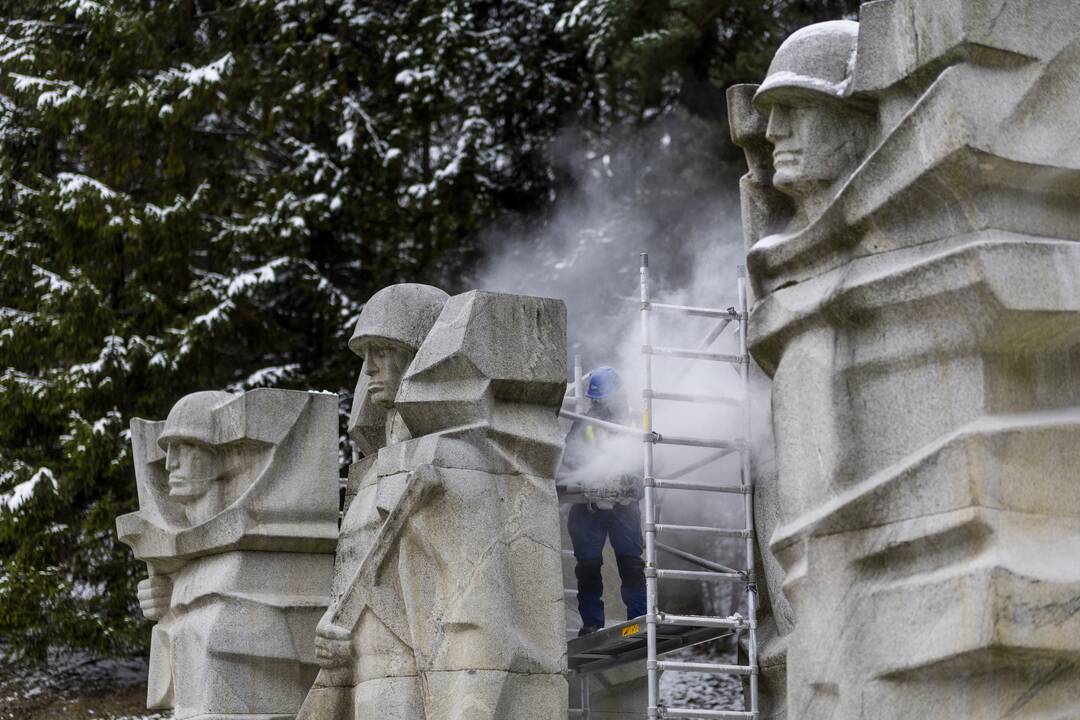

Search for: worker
xmin=563 ymin=366 xmax=647 ymax=635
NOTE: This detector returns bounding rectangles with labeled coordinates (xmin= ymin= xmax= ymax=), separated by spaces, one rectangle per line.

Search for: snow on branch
xmin=0 ymin=369 xmax=48 ymax=395
xmin=338 ymin=96 xmax=387 ymax=160
xmin=555 ymin=0 xmax=604 ymax=33
xmin=0 ymin=306 xmax=35 ymax=321
xmin=394 ymin=67 xmax=436 ymax=88
xmin=155 ymin=53 xmax=236 ymax=101
xmin=32 ymin=264 xmax=74 ymax=294
xmin=0 ymin=467 xmax=57 ymax=512
xmin=191 ymin=298 xmax=235 ymax=329
xmin=61 ymin=0 xmax=111 ymax=20
xmin=142 ymin=182 xmax=210 ymax=223
xmin=226 ymin=256 xmax=291 ymax=296
xmin=0 ymin=305 xmax=39 ymax=342
xmin=0 ymin=28 xmax=35 ymax=65
xmin=9 ymin=73 xmax=86 ymax=110
xmin=164 ymin=256 xmax=359 ymax=368
xmin=70 ymin=335 xmax=128 ymax=377
xmin=229 ymin=363 xmax=301 ymax=391
xmin=189 ymin=257 xmax=288 ymax=330
xmin=55 ymin=172 xmax=119 ymax=212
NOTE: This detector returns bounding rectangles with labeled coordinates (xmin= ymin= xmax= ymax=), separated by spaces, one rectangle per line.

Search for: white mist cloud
xmin=471 ymin=113 xmax=773 ymax=565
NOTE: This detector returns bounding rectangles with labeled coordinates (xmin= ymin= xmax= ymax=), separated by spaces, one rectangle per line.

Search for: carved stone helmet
xmin=158 ymin=390 xmax=234 ymax=449
xmin=754 ymin=20 xmax=860 ymax=108
xmin=348 ymin=283 xmax=449 ymax=357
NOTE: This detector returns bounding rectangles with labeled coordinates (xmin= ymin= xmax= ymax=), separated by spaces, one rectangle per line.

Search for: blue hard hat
xmin=586 ymin=367 xmax=622 ymax=400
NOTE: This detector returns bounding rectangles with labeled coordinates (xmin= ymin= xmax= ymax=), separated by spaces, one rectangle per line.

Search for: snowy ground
xmin=660 ymin=643 xmax=745 ymax=712
xmin=0 ymin=648 xmax=167 ymax=719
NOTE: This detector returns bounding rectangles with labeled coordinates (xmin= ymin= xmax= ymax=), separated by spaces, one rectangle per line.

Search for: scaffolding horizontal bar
xmin=656 ymin=613 xmax=748 ymax=630
xmin=645 ymin=302 xmax=744 ymax=320
xmin=657 ymin=660 xmax=755 ymax=676
xmin=654 ymin=524 xmax=751 ymax=539
xmin=651 ymin=478 xmax=750 ymax=494
xmin=660 ymin=708 xmax=757 ymax=719
xmin=564 ymin=588 xmax=578 ymax=596
xmin=644 ymin=389 xmax=742 ymax=407
xmin=654 ymin=568 xmax=744 ymax=583
xmin=644 ymin=345 xmax=745 ymax=364
xmin=649 ymin=434 xmax=744 ymax=450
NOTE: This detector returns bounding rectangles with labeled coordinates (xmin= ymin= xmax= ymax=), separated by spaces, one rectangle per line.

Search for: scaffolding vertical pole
xmin=580 ymin=673 xmax=591 ymax=719
xmin=640 ymin=253 xmax=659 ymax=719
xmin=737 ymin=268 xmax=759 ymax=717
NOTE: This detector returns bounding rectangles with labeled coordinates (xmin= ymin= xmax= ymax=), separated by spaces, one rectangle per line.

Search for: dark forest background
xmin=0 ymin=0 xmax=857 ymax=662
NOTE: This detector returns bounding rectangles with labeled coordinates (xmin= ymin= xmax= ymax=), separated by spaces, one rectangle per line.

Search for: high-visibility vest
xmin=582 ymin=402 xmax=638 ymax=445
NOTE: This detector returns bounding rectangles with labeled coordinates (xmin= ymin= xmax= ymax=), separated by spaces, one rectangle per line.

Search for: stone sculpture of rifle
xmin=331 ymin=463 xmax=442 ymax=644
xmin=297 ymin=465 xmax=443 ymax=720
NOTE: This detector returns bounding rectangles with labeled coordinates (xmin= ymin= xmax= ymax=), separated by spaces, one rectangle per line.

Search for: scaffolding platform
xmin=567 ymin=616 xmax=736 ymax=675
xmin=560 ymin=253 xmax=759 ymax=719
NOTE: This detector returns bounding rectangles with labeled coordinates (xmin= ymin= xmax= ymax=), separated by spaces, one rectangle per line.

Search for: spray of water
xmin=471 ymin=117 xmax=773 ymax=612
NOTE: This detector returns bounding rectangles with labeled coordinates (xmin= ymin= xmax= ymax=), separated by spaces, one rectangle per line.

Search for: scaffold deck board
xmin=567 ymin=616 xmax=732 ymax=675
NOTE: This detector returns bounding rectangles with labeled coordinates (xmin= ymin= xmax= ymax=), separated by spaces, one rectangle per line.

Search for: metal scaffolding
xmin=564 ymin=252 xmax=759 ymax=719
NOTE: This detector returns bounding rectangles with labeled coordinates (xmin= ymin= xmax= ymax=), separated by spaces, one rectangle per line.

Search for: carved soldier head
xmin=349 ymin=284 xmax=449 ymax=411
xmin=158 ymin=391 xmax=233 ymax=501
xmin=754 ymin=21 xmax=874 ymax=226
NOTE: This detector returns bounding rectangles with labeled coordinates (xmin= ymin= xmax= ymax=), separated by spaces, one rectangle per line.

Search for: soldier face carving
xmin=362 ymin=341 xmax=414 ymax=409
xmin=164 ymin=441 xmax=221 ymax=500
xmin=765 ymin=97 xmax=872 ymax=222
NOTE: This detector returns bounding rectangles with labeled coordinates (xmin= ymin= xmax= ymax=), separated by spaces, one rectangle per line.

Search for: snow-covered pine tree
xmin=0 ymin=0 xmax=582 ymax=660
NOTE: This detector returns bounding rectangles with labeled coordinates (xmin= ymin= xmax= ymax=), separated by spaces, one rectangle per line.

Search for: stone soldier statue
xmin=117 ymin=389 xmax=339 ymax=719
xmin=732 ymin=3 xmax=1080 ymax=719
xmin=727 ymin=20 xmax=878 ymax=720
xmin=299 ymin=282 xmax=449 ymax=719
xmin=300 ymin=286 xmax=569 ymax=720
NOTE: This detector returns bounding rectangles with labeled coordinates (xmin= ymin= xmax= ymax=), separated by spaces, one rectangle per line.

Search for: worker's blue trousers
xmin=568 ymin=502 xmax=647 ymax=628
